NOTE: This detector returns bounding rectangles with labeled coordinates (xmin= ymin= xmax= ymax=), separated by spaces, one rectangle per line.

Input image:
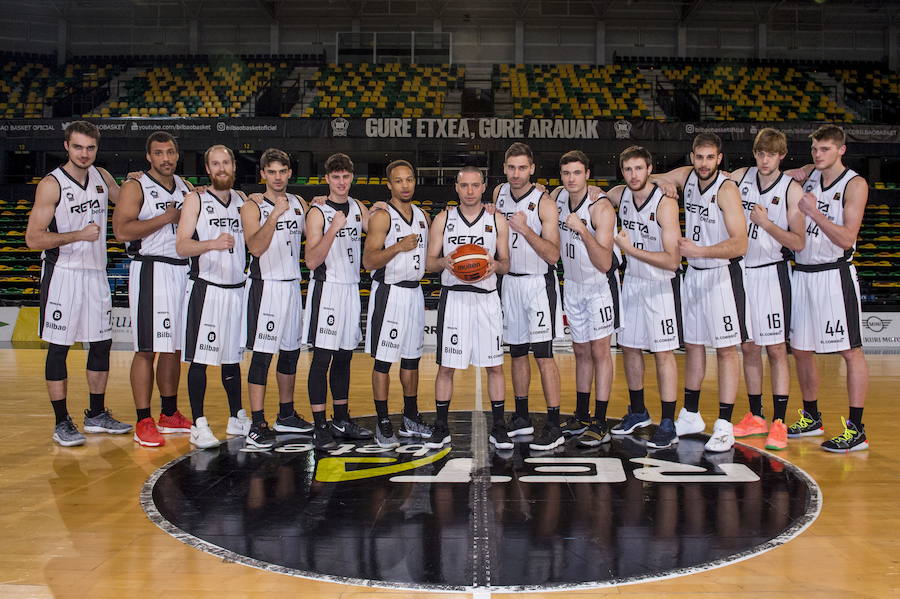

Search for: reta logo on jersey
xmin=621 ymin=219 xmax=649 ymax=235
xmin=70 ymin=199 xmax=101 ymax=214
xmin=742 ymin=200 xmax=756 ymax=211
xmin=155 ymin=201 xmax=182 ymax=211
xmin=684 ymin=202 xmax=709 ymax=217
xmin=447 ymin=235 xmax=485 ymax=245
xmin=335 ymin=226 xmax=359 ymax=238
xmin=275 ymin=220 xmax=299 ymax=231
xmin=208 ymin=217 xmax=240 ymax=228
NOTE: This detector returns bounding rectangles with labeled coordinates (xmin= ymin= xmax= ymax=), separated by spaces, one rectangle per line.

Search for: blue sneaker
xmin=647 ymin=418 xmax=678 ymax=449
xmin=611 ymin=407 xmax=652 ymax=435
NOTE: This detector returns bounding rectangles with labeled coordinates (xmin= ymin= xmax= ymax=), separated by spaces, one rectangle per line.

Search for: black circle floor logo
xmin=141 ymin=412 xmax=820 ymax=592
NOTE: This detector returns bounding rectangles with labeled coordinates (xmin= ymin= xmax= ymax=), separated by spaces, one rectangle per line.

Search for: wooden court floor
xmin=1 ymin=346 xmax=897 ymax=599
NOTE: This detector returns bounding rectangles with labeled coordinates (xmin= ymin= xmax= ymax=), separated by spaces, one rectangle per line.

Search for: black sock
xmin=491 ymin=400 xmax=504 ymax=425
xmin=803 ymin=400 xmax=819 ymax=418
xmin=773 ymin=394 xmax=789 ymax=422
xmin=684 ymin=388 xmax=701 ymax=413
xmin=221 ymin=363 xmax=242 ymax=417
xmin=160 ymin=395 xmax=177 ymax=417
xmin=187 ymin=363 xmax=207 ymax=422
xmin=313 ymin=411 xmax=327 ymax=427
xmin=375 ymin=399 xmax=389 ymax=419
xmin=594 ymin=400 xmax=608 ymax=422
xmin=718 ymin=403 xmax=734 ymax=422
xmin=661 ymin=401 xmax=676 ymax=421
xmin=575 ymin=391 xmax=591 ymax=420
xmin=748 ymin=394 xmax=763 ymax=418
xmin=547 ymin=406 xmax=560 ymax=427
xmin=279 ymin=402 xmax=294 ymax=419
xmin=849 ymin=407 xmax=864 ymax=429
xmin=403 ymin=395 xmax=418 ymax=419
xmin=515 ymin=396 xmax=529 ymax=418
xmin=333 ymin=402 xmax=349 ymax=422
xmin=51 ymin=398 xmax=69 ymax=425
xmin=628 ymin=388 xmax=645 ymax=414
xmin=88 ymin=393 xmax=105 ymax=417
xmin=436 ymin=400 xmax=450 ymax=425
xmin=251 ymin=409 xmax=265 ymax=424
xmin=136 ymin=407 xmax=151 ymax=422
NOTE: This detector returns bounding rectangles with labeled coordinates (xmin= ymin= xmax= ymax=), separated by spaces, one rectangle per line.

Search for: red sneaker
xmin=134 ymin=417 xmax=165 ymax=447
xmin=733 ymin=412 xmax=769 ymax=438
xmin=158 ymin=411 xmax=192 ymax=433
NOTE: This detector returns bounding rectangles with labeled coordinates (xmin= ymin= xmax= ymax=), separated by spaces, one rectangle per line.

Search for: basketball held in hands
xmin=449 ymin=244 xmax=489 ymax=282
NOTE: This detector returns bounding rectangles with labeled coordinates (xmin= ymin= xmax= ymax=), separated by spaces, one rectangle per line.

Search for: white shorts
xmin=182 ymin=279 xmax=244 ymax=366
xmin=365 ymin=281 xmax=425 ymax=362
xmin=682 ymin=262 xmax=752 ymax=348
xmin=303 ymin=279 xmax=361 ymax=351
xmin=790 ymin=263 xmax=862 ymax=353
xmin=40 ymin=262 xmax=112 ymax=345
xmin=563 ymin=274 xmax=620 ymax=344
xmin=129 ymin=258 xmax=188 ymax=353
xmin=501 ymin=272 xmax=563 ymax=345
xmin=618 ymin=274 xmax=682 ymax=352
xmin=745 ymin=261 xmax=791 ymax=347
xmin=243 ymin=278 xmax=303 ymax=353
xmin=437 ymin=288 xmax=504 ymax=369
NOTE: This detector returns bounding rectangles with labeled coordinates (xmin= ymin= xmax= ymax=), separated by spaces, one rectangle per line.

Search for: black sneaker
xmin=647 ymin=417 xmax=678 ymax=449
xmin=330 ymin=418 xmax=374 ymax=440
xmin=561 ymin=415 xmax=590 ymax=437
xmin=576 ymin=418 xmax=611 ymax=447
xmin=399 ymin=413 xmax=433 ymax=438
xmin=529 ymin=424 xmax=564 ymax=451
xmin=425 ymin=421 xmax=451 ymax=449
xmin=246 ymin=421 xmax=277 ymax=449
xmin=787 ymin=409 xmax=825 ymax=438
xmin=313 ymin=423 xmax=338 ymax=450
xmin=821 ymin=418 xmax=869 ymax=453
xmin=274 ymin=411 xmax=314 ymax=433
xmin=507 ymin=414 xmax=534 ymax=437
xmin=489 ymin=422 xmax=514 ymax=449
xmin=375 ymin=417 xmax=400 ymax=448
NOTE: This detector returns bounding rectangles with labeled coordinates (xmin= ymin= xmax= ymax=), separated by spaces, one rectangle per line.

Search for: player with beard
xmin=240 ymin=149 xmax=314 ymax=449
xmin=113 ymin=131 xmax=196 ymax=447
xmin=595 ymin=146 xmax=682 ymax=449
xmin=176 ymin=145 xmax=249 ymax=448
xmin=363 ymin=160 xmax=433 ymax=447
xmin=26 ymin=120 xmax=133 ymax=446
xmin=651 ymin=133 xmax=750 ymax=452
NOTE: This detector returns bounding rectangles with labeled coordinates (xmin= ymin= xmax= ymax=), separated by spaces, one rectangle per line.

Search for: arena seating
xmin=832 ymin=65 xmax=900 ymax=123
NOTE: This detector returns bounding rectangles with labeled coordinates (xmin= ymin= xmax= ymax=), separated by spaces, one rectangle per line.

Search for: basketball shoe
xmin=274 ymin=411 xmax=314 ymax=433
xmin=157 ymin=411 xmax=192 ymax=433
xmin=376 ymin=418 xmax=400 ymax=448
xmin=576 ymin=418 xmax=611 ymax=447
xmin=647 ymin=418 xmax=678 ymax=449
xmin=765 ymin=419 xmax=788 ymax=450
xmin=821 ymin=418 xmax=868 ymax=453
xmin=190 ymin=417 xmax=220 ymax=449
xmin=53 ymin=416 xmax=85 ymax=447
xmin=399 ymin=413 xmax=433 ymax=438
xmin=425 ymin=422 xmax=451 ymax=449
xmin=787 ymin=409 xmax=825 ymax=438
xmin=226 ymin=409 xmax=251 ymax=435
xmin=561 ymin=415 xmax=590 ymax=437
xmin=611 ymin=407 xmax=652 ymax=435
xmin=733 ymin=412 xmax=768 ymax=438
xmin=134 ymin=417 xmax=164 ymax=447
xmin=83 ymin=409 xmax=132 ymax=434
xmin=246 ymin=421 xmax=277 ymax=449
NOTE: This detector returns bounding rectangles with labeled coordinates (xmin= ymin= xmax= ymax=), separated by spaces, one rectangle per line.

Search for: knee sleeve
xmin=308 ymin=348 xmax=334 ymax=405
xmin=509 ymin=343 xmax=530 ymax=358
xmin=531 ymin=341 xmax=553 ymax=359
xmin=400 ymin=357 xmax=420 ymax=370
xmin=329 ymin=349 xmax=352 ymax=399
xmin=248 ymin=352 xmax=273 ymax=385
xmin=276 ymin=348 xmax=301 ymax=375
xmin=86 ymin=339 xmax=112 ymax=372
xmin=374 ymin=359 xmax=392 ymax=374
xmin=45 ymin=343 xmax=70 ymax=381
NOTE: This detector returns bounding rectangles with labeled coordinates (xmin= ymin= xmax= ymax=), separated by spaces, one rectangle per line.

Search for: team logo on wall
xmin=614 ymin=119 xmax=632 ymax=139
xmin=331 ymin=117 xmax=350 ymax=137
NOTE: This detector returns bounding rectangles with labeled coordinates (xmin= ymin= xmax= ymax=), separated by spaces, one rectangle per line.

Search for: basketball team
xmin=25 ymin=120 xmax=870 ymax=455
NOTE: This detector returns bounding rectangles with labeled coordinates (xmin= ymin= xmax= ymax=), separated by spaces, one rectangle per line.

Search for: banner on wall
xmin=860 ymin=312 xmax=900 ymax=349
xmin=0 ymin=307 xmax=18 ymax=342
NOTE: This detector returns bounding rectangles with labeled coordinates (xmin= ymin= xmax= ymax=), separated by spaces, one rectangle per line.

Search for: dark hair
xmin=145 ymin=131 xmax=177 ymax=154
xmin=810 ymin=124 xmax=846 ymax=146
xmin=203 ymin=144 xmax=235 ymax=166
xmin=456 ymin=166 xmax=485 ymax=182
xmin=692 ymin=132 xmax=723 ymax=153
xmin=559 ymin=150 xmax=590 ymax=170
xmin=260 ymin=148 xmax=291 ymax=170
xmin=619 ymin=145 xmax=653 ymax=168
xmin=504 ymin=142 xmax=534 ymax=164
xmin=325 ymin=153 xmax=354 ymax=174
xmin=386 ymin=159 xmax=415 ymax=179
xmin=64 ymin=120 xmax=100 ymax=142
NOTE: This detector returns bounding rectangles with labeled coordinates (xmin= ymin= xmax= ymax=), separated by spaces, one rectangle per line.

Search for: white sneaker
xmin=675 ymin=408 xmax=706 ymax=436
xmin=226 ymin=409 xmax=251 ymax=435
xmin=190 ymin=417 xmax=220 ymax=448
xmin=704 ymin=419 xmax=735 ymax=452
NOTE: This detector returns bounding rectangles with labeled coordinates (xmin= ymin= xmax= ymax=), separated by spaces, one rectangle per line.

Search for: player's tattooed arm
xmin=26 ymin=175 xmax=100 ymax=250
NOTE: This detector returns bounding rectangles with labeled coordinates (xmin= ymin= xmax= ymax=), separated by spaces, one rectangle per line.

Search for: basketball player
xmin=784 ymin=125 xmax=869 ymax=452
xmin=363 ymin=160 xmax=433 ymax=448
xmin=176 ymin=144 xmax=249 ymax=449
xmin=725 ymin=128 xmax=805 ymax=451
xmin=492 ymin=142 xmax=565 ymax=451
xmin=425 ymin=166 xmax=511 ymax=449
xmin=550 ymin=150 xmax=620 ymax=446
xmin=651 ymin=133 xmax=750 ymax=452
xmin=112 ymin=131 xmax=195 ymax=447
xmin=26 ymin=120 xmax=132 ymax=446
xmin=600 ymin=146 xmax=682 ymax=449
xmin=303 ymin=153 xmax=374 ymax=450
xmin=240 ymin=149 xmax=314 ymax=449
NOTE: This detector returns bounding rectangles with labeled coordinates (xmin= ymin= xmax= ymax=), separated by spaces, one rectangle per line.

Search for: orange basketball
xmin=450 ymin=243 xmax=490 ymax=282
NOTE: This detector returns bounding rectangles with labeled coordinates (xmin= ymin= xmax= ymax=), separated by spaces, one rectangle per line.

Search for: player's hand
xmin=483 ymin=203 xmax=496 ymax=216
xmin=614 ymin=229 xmax=632 ymax=252
xmin=329 ymin=210 xmax=347 ymax=231
xmin=534 ymin=182 xmax=547 ymax=193
xmin=272 ymin=195 xmax=290 ymax=218
xmin=312 ymin=195 xmax=328 ymax=205
xmin=248 ymin=192 xmax=264 ymax=202
xmin=476 ymin=257 xmax=497 ymax=281
xmin=371 ymin=201 xmax=389 ymax=212
xmin=163 ymin=202 xmax=181 ymax=224
xmin=210 ymin=233 xmax=235 ymax=251
xmin=798 ymin=192 xmax=818 ymax=217
xmin=126 ymin=170 xmax=143 ymax=181
xmin=587 ymin=186 xmax=606 ymax=202
xmin=508 ymin=211 xmax=528 ymax=233
xmin=565 ymin=213 xmax=587 ymax=236
xmin=678 ymin=237 xmax=703 ymax=258
xmin=658 ymin=181 xmax=679 ymax=198
xmin=397 ymin=233 xmax=419 ymax=252
xmin=77 ymin=222 xmax=101 ymax=242
xmin=193 ymin=185 xmax=208 ymax=194
xmin=785 ymin=168 xmax=809 ymax=183
xmin=440 ymin=256 xmax=454 ymax=271
xmin=749 ymin=203 xmax=769 ymax=226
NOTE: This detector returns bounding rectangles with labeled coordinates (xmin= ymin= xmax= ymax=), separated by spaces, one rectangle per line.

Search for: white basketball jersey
xmin=311 ymin=199 xmax=362 ymax=283
xmin=684 ymin=170 xmax=734 ymax=269
xmin=495 ymin=183 xmax=550 ymax=275
xmin=189 ymin=190 xmax=245 ymax=286
xmin=557 ymin=189 xmax=619 ymax=285
xmin=795 ymin=168 xmax=861 ymax=266
xmin=738 ymin=168 xmax=792 ymax=267
xmin=247 ymin=193 xmax=304 ymax=281
xmin=45 ymin=166 xmax=108 ymax=270
xmin=618 ymin=185 xmax=676 ymax=281
xmin=127 ymin=173 xmax=191 ymax=259
xmin=441 ymin=206 xmax=498 ymax=292
xmin=373 ymin=203 xmax=428 ymax=285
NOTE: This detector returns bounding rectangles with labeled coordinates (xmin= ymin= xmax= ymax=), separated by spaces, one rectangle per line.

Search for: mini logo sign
xmin=331 ymin=117 xmax=350 ymax=137
xmin=614 ymin=119 xmax=632 ymax=139
xmin=863 ymin=315 xmax=892 ymax=333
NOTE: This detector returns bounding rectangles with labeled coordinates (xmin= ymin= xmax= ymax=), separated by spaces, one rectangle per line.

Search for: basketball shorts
xmin=563 ymin=274 xmax=620 ymax=344
xmin=790 ymin=263 xmax=862 ymax=353
xmin=618 ymin=273 xmax=681 ymax=352
xmin=181 ymin=279 xmax=243 ymax=366
xmin=744 ymin=261 xmax=792 ymax=347
xmin=501 ymin=272 xmax=563 ymax=345
xmin=682 ymin=262 xmax=751 ymax=348
xmin=39 ymin=262 xmax=112 ymax=345
xmin=436 ymin=288 xmax=504 ymax=369
xmin=365 ymin=281 xmax=425 ymax=363
xmin=129 ymin=258 xmax=188 ymax=353
xmin=243 ymin=278 xmax=303 ymax=353
xmin=303 ymin=279 xmax=361 ymax=351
